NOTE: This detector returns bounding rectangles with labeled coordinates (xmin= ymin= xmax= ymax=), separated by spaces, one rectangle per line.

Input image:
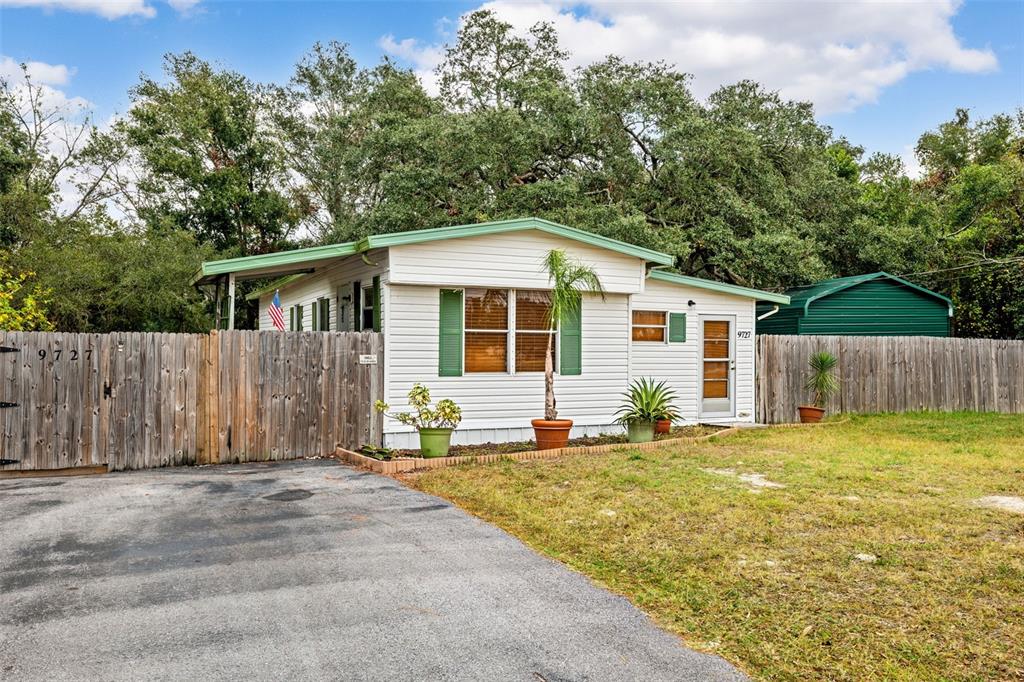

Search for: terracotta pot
xmin=532 ymin=419 xmax=574 ymax=450
xmin=655 ymin=419 xmax=672 ymax=434
xmin=798 ymin=405 xmax=825 ymax=423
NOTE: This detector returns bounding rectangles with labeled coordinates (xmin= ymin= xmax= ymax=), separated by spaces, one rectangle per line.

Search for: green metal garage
xmin=756 ymin=272 xmax=953 ymax=336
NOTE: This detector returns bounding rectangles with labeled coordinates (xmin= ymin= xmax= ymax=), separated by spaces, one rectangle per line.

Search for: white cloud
xmin=0 ymin=0 xmax=156 ymax=19
xmin=382 ymin=0 xmax=997 ymax=114
xmin=0 ymin=55 xmax=74 ymax=86
xmin=1 ymin=55 xmax=91 ymax=113
xmin=0 ymin=0 xmax=202 ymax=19
xmin=166 ymin=0 xmax=200 ymax=15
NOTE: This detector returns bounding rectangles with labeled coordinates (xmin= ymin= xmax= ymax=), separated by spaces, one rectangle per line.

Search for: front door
xmin=700 ymin=316 xmax=735 ymax=417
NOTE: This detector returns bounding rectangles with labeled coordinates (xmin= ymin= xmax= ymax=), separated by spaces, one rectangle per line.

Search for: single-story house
xmin=196 ymin=218 xmax=790 ymax=448
xmin=756 ymin=272 xmax=953 ymax=337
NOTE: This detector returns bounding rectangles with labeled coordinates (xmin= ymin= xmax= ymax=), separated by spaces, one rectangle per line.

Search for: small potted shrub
xmin=799 ymin=351 xmax=840 ymax=423
xmin=375 ymin=384 xmax=462 ymax=457
xmin=615 ymin=378 xmax=679 ymax=443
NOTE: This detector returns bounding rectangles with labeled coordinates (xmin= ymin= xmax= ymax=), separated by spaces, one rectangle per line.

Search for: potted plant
xmin=799 ymin=351 xmax=840 ymax=423
xmin=532 ymin=249 xmax=604 ymax=450
xmin=614 ymin=377 xmax=679 ymax=443
xmin=375 ymin=384 xmax=462 ymax=457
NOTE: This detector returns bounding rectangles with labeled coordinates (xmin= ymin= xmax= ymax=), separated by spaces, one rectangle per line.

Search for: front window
xmin=514 ymin=290 xmax=554 ymax=372
xmin=632 ymin=310 xmax=666 ymax=342
xmin=465 ymin=288 xmax=508 ymax=372
xmin=464 ymin=288 xmax=554 ymax=373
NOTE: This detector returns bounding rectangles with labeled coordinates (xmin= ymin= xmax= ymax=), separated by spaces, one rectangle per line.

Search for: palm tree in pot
xmin=532 ymin=249 xmax=604 ymax=450
xmin=799 ymin=351 xmax=840 ymax=423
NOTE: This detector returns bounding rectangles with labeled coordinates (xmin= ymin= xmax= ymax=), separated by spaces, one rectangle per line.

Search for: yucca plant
xmin=805 ymin=351 xmax=840 ymax=408
xmin=614 ymin=378 xmax=680 ymax=424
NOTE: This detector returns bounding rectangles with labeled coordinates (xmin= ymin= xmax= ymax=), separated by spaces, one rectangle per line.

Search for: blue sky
xmin=2 ymin=0 xmax=1021 ymax=172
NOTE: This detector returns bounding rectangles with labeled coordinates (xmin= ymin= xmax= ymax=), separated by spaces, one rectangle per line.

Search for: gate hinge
xmin=0 ymin=401 xmax=18 ymax=409
xmin=0 ymin=459 xmax=19 ymax=466
xmin=0 ymin=346 xmax=18 ymax=353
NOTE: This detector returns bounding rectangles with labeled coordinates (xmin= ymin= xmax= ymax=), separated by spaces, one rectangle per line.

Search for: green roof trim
xmin=649 ymin=270 xmax=791 ymax=304
xmin=194 ymin=241 xmax=359 ymax=284
xmin=794 ymin=271 xmax=953 ymax=315
xmin=196 ymin=217 xmax=674 ymax=284
xmin=354 ymin=217 xmax=675 ymax=265
xmin=243 ymin=273 xmax=308 ymax=301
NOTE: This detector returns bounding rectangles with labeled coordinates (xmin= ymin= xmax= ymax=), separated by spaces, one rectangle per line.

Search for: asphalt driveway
xmin=1 ymin=460 xmax=744 ymax=681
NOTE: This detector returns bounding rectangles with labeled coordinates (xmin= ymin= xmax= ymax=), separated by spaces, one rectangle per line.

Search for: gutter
xmin=757 ymin=305 xmax=780 ymax=321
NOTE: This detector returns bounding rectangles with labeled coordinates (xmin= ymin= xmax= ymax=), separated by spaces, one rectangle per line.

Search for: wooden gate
xmin=0 ymin=330 xmax=383 ymax=473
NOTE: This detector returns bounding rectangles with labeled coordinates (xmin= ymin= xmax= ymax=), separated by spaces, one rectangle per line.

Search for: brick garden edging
xmin=335 ymin=426 xmax=744 ymax=475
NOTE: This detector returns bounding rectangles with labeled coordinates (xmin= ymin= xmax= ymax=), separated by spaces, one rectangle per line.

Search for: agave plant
xmin=614 ymin=377 xmax=680 ymax=424
xmin=805 ymin=351 xmax=840 ymax=408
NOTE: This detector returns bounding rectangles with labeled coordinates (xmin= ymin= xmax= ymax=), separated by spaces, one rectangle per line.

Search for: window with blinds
xmin=463 ymin=288 xmax=555 ymax=374
xmin=632 ymin=310 xmax=667 ymax=342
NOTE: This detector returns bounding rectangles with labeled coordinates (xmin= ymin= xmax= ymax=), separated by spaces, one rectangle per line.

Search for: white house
xmin=195 ymin=218 xmax=790 ymax=448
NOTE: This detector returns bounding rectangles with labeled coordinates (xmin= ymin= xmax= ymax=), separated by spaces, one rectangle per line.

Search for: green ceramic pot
xmin=419 ymin=427 xmax=454 ymax=458
xmin=626 ymin=420 xmax=655 ymax=443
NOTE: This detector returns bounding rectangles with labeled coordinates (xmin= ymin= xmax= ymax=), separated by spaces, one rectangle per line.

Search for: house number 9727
xmin=737 ymin=330 xmax=752 ymax=339
xmin=37 ymin=349 xmax=91 ymax=361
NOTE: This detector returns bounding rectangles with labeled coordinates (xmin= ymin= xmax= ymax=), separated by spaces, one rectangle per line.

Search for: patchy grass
xmin=408 ymin=413 xmax=1024 ymax=681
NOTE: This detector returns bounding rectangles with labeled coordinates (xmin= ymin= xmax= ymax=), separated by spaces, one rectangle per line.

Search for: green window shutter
xmin=668 ymin=313 xmax=687 ymax=342
xmin=289 ymin=306 xmax=295 ymax=331
xmin=372 ymin=275 xmax=382 ymax=332
xmin=559 ymin=298 xmax=582 ymax=376
xmin=438 ymin=289 xmax=463 ymax=377
xmin=317 ymin=298 xmax=330 ymax=331
xmin=312 ymin=300 xmax=319 ymax=331
xmin=352 ymin=281 xmax=362 ymax=331
xmin=296 ymin=303 xmax=303 ymax=331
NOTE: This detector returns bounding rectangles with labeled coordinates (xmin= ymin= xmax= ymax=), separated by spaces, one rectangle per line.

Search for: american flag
xmin=269 ymin=290 xmax=286 ymax=331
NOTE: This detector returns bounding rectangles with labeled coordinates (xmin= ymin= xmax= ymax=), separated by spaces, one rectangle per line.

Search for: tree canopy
xmin=1 ymin=10 xmax=1021 ymax=337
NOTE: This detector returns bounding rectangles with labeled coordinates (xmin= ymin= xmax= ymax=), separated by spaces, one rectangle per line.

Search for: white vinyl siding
xmin=257 ymin=249 xmax=389 ymax=332
xmin=629 ymin=278 xmax=756 ymax=423
xmin=385 ymin=283 xmax=629 ymax=447
xmin=387 ymin=229 xmax=647 ymax=294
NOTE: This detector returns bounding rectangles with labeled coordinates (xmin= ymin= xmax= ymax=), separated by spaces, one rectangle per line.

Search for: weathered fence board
xmin=0 ymin=330 xmax=383 ymax=473
xmin=757 ymin=334 xmax=1024 ymax=423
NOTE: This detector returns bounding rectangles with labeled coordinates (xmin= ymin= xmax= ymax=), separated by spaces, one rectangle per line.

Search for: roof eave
xmin=361 ymin=217 xmax=675 ymax=266
xmin=649 ymin=270 xmax=791 ymax=304
xmin=193 ymin=242 xmax=359 ymax=285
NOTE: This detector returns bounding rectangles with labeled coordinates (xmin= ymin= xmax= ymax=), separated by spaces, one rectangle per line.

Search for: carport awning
xmin=192 ymin=241 xmax=359 ymax=286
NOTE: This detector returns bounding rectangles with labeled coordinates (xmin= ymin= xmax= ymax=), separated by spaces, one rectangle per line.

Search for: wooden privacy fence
xmin=757 ymin=334 xmax=1024 ymax=423
xmin=0 ymin=330 xmax=383 ymax=473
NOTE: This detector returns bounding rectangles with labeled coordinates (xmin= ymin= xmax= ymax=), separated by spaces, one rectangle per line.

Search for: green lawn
xmin=409 ymin=413 xmax=1024 ymax=681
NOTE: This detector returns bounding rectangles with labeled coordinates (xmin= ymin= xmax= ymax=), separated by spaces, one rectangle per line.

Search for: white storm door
xmin=700 ymin=316 xmax=735 ymax=417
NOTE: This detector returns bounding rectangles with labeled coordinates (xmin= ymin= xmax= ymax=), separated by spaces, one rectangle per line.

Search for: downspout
xmin=757 ymin=305 xmax=780 ymax=321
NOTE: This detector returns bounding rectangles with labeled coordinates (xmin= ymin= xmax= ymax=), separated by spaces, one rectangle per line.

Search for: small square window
xmin=632 ymin=310 xmax=666 ymax=342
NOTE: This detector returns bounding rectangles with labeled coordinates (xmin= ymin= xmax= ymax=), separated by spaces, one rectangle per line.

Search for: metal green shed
xmin=756 ymin=272 xmax=953 ymax=336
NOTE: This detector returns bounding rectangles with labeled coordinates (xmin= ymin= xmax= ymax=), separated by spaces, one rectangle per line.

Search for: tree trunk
xmin=544 ymin=327 xmax=556 ymax=420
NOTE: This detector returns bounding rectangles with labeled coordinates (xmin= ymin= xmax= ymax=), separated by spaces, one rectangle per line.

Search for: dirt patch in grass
xmin=974 ymin=495 xmax=1024 ymax=514
xmin=390 ymin=424 xmax=724 ymax=459
xmin=408 ymin=412 xmax=1024 ymax=681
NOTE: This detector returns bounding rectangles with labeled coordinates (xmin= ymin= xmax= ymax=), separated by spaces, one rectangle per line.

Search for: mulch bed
xmin=374 ymin=424 xmax=725 ymax=461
